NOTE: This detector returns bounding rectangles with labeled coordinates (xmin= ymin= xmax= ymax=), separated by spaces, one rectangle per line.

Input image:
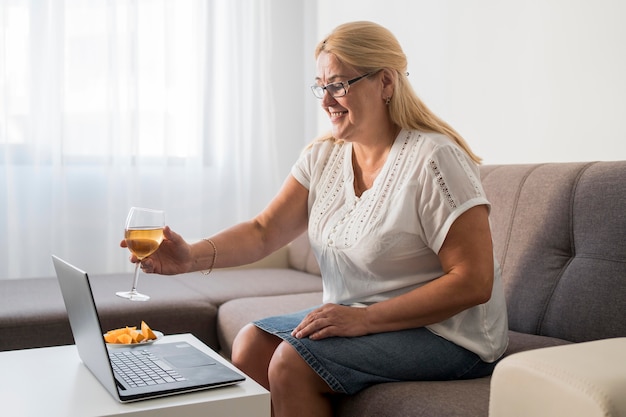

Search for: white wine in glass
xmin=116 ymin=207 xmax=164 ymax=301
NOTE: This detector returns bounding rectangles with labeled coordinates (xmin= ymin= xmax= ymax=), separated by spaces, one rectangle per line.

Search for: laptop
xmin=52 ymin=255 xmax=245 ymax=403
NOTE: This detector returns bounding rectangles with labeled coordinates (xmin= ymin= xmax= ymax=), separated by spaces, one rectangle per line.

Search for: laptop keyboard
xmin=109 ymin=349 xmax=187 ymax=388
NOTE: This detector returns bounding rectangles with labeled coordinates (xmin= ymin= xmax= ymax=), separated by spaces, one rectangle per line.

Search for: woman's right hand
xmin=120 ymin=226 xmax=193 ymax=275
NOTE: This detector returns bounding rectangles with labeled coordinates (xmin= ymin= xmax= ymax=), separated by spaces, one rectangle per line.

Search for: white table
xmin=0 ymin=333 xmax=270 ymax=417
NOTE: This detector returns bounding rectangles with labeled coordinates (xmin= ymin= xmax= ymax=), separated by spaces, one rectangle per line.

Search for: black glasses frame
xmin=310 ymin=72 xmax=372 ymax=99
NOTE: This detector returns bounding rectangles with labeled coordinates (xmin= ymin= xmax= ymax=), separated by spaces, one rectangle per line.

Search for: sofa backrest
xmin=481 ymin=161 xmax=626 ymax=342
xmin=287 ymin=161 xmax=626 ymax=343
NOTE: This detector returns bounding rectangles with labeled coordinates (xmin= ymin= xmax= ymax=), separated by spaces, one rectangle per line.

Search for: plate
xmin=104 ymin=330 xmax=164 ymax=347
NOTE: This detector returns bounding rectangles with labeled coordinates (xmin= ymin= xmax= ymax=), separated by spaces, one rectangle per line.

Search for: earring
xmin=385 ymin=96 xmax=391 ymax=105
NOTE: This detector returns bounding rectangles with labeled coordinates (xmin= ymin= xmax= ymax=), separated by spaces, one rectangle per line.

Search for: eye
xmin=326 ymin=82 xmax=344 ymax=95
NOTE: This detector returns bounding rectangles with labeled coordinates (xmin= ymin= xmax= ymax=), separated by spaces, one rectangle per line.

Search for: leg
xmin=269 ymin=341 xmax=334 ymax=417
xmin=231 ymin=323 xmax=282 ymax=390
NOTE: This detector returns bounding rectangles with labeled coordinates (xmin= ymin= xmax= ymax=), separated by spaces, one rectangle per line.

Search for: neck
xmin=352 ymin=125 xmax=399 ymax=167
xmin=351 ymin=126 xmax=399 ymax=196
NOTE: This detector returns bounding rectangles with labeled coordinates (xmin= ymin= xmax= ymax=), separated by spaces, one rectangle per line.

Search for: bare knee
xmin=268 ymin=342 xmax=330 ymax=394
xmin=231 ymin=323 xmax=280 ymax=390
xmin=268 ymin=342 xmax=334 ymax=416
xmin=231 ymin=324 xmax=259 ymax=367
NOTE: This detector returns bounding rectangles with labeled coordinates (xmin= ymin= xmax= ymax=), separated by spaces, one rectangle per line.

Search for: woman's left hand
xmin=291 ymin=304 xmax=370 ymax=340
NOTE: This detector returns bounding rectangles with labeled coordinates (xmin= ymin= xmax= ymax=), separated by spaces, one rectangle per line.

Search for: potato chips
xmin=104 ymin=321 xmax=158 ymax=344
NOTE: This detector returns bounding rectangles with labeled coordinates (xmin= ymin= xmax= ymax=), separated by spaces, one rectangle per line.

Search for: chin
xmin=331 ymin=127 xmax=349 ymax=141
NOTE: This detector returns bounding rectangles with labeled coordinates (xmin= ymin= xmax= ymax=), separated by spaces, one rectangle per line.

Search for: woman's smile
xmin=329 ymin=110 xmax=348 ymax=119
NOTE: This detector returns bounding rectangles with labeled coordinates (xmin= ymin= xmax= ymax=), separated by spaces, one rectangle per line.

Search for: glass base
xmin=116 ymin=290 xmax=150 ymax=302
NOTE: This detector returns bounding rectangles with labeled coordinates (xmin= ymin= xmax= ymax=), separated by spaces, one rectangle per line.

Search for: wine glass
xmin=116 ymin=207 xmax=165 ymax=301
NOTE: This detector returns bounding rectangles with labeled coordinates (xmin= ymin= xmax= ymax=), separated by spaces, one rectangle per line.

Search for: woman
xmin=129 ymin=21 xmax=508 ymax=417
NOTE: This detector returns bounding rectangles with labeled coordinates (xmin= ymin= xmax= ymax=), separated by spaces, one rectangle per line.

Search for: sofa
xmin=1 ymin=161 xmax=625 ymax=416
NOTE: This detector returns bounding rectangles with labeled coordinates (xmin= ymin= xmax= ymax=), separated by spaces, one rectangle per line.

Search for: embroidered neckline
xmin=310 ymin=130 xmax=416 ymax=249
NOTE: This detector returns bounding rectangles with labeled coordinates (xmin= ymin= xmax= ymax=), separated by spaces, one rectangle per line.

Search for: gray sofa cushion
xmin=540 ymin=162 xmax=626 ymax=342
xmin=0 ymin=274 xmax=219 ymax=350
xmin=504 ymin=330 xmax=571 ymax=355
xmin=481 ymin=163 xmax=585 ymax=336
xmin=481 ymin=162 xmax=626 ymax=341
xmin=0 ymin=267 xmax=322 ymax=352
xmin=334 ymin=378 xmax=492 ymax=417
xmin=0 ymin=277 xmax=74 ymax=350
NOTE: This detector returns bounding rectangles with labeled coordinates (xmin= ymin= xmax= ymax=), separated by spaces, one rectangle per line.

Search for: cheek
xmin=346 ymin=103 xmax=366 ymax=123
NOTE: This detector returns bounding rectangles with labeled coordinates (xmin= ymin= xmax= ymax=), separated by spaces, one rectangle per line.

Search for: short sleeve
xmin=290 ymin=140 xmax=341 ymax=191
xmin=291 ymin=148 xmax=312 ymax=190
xmin=418 ymin=144 xmax=490 ymax=253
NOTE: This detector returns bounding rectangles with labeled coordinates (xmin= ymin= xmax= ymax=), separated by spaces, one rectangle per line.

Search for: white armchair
xmin=489 ymin=337 xmax=626 ymax=417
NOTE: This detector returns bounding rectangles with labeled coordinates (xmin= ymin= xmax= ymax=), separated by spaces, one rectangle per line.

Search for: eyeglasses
xmin=310 ymin=72 xmax=372 ymax=99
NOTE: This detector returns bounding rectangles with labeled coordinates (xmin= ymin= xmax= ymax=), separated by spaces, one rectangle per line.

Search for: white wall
xmin=314 ymin=0 xmax=626 ymax=164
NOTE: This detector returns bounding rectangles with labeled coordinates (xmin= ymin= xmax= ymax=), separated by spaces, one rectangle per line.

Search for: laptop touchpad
xmin=165 ymin=354 xmax=216 ymax=368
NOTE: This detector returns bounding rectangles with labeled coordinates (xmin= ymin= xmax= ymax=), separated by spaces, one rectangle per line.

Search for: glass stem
xmin=130 ymin=261 xmax=141 ymax=293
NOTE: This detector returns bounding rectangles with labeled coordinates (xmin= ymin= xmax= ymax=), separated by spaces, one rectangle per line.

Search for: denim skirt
xmin=253 ymin=307 xmax=497 ymax=395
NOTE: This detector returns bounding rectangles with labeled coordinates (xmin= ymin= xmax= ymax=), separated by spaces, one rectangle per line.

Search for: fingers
xmin=163 ymin=225 xmax=182 ymax=243
xmin=292 ymin=312 xmax=325 ymax=340
xmin=292 ymin=305 xmax=339 ymax=340
xmin=291 ymin=310 xmax=317 ymax=339
xmin=291 ymin=304 xmax=369 ymax=340
xmin=122 ymin=225 xmax=188 ymax=275
xmin=139 ymin=258 xmax=154 ymax=273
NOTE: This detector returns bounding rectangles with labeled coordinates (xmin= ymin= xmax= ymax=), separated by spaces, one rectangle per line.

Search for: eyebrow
xmin=314 ymin=74 xmax=349 ymax=84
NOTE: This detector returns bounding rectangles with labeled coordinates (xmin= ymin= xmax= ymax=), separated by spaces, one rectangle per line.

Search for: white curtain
xmin=0 ymin=0 xmax=280 ymax=279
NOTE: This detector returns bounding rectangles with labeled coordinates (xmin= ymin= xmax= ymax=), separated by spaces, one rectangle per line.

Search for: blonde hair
xmin=312 ymin=21 xmax=481 ymax=164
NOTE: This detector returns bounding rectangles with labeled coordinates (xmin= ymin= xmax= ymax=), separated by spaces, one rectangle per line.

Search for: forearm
xmin=292 ymin=271 xmax=493 ymax=341
xmin=364 ymin=271 xmax=492 ymax=334
xmin=188 ymin=220 xmax=272 ymax=272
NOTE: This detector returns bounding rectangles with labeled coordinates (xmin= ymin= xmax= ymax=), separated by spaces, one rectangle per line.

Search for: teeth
xmin=331 ymin=111 xmax=346 ymax=116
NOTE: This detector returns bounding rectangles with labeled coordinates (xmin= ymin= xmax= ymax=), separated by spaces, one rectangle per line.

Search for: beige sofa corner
xmin=489 ymin=338 xmax=626 ymax=417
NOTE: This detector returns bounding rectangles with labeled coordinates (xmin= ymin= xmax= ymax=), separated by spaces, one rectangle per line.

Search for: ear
xmin=379 ymin=68 xmax=396 ymax=101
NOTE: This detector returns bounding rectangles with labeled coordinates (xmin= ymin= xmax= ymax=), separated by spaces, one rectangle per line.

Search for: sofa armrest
xmin=489 ymin=338 xmax=626 ymax=417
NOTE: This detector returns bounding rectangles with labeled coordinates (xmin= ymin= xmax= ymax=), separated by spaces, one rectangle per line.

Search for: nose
xmin=321 ymin=90 xmax=337 ymax=107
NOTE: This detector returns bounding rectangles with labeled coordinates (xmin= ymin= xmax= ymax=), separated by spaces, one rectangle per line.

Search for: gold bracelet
xmin=201 ymin=238 xmax=217 ymax=275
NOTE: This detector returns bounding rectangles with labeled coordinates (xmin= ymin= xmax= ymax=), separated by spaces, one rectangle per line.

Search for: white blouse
xmin=291 ymin=129 xmax=508 ymax=362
